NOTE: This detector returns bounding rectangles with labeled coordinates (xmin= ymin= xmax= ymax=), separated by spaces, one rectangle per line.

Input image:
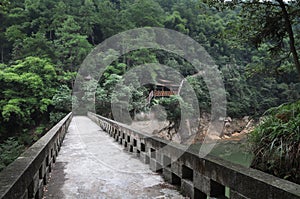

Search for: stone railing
xmin=88 ymin=112 xmax=300 ymax=199
xmin=0 ymin=113 xmax=72 ymax=199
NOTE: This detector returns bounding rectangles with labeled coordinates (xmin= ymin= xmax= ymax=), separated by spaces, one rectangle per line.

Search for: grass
xmin=249 ymin=100 xmax=300 ymax=183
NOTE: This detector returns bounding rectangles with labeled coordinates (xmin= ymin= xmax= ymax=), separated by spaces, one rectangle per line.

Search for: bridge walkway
xmin=43 ymin=116 xmax=184 ymax=199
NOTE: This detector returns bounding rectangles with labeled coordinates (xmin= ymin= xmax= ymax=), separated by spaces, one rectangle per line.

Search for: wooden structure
xmin=147 ymin=78 xmax=183 ymax=103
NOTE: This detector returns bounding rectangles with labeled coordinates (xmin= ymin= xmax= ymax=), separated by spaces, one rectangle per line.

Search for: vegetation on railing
xmin=250 ymin=100 xmax=300 ymax=184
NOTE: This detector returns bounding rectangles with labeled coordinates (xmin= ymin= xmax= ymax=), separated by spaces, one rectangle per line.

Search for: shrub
xmin=249 ymin=100 xmax=300 ymax=183
xmin=0 ymin=137 xmax=24 ymax=172
xmin=49 ymin=112 xmax=66 ymax=126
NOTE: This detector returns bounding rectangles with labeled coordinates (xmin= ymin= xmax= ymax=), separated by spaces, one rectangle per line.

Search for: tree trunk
xmin=277 ymin=0 xmax=300 ymax=78
xmin=1 ymin=47 xmax=3 ymax=63
xmin=49 ymin=30 xmax=53 ymax=40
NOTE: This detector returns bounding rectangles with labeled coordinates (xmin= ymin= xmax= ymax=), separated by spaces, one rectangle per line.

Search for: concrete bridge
xmin=0 ymin=112 xmax=300 ymax=199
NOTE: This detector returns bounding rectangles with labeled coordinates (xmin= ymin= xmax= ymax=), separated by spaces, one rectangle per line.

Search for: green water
xmin=210 ymin=141 xmax=253 ymax=167
xmin=190 ymin=140 xmax=254 ymax=167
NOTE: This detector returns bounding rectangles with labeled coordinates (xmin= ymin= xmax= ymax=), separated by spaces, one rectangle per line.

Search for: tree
xmin=0 ymin=57 xmax=58 ymax=137
xmin=276 ymin=0 xmax=300 ymax=77
xmin=122 ymin=0 xmax=165 ymax=27
xmin=214 ymin=0 xmax=300 ymax=77
xmin=96 ymin=65 xmax=148 ymax=120
xmin=11 ymin=32 xmax=55 ymax=60
xmin=0 ymin=0 xmax=10 ymax=63
xmin=49 ymin=1 xmax=69 ymax=38
xmin=77 ymin=0 xmax=97 ymax=44
xmin=54 ymin=15 xmax=92 ymax=71
xmin=93 ymin=0 xmax=124 ymax=42
xmin=0 ymin=0 xmax=9 ymax=14
xmin=155 ymin=95 xmax=194 ymax=142
xmin=164 ymin=11 xmax=189 ymax=34
xmin=52 ymin=85 xmax=77 ymax=113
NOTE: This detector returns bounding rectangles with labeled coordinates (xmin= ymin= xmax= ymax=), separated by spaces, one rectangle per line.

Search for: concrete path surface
xmin=43 ymin=116 xmax=185 ymax=199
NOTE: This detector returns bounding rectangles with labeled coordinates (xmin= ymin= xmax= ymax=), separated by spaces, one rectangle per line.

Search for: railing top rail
xmin=89 ymin=112 xmax=186 ymax=150
xmin=90 ymin=112 xmax=151 ymax=138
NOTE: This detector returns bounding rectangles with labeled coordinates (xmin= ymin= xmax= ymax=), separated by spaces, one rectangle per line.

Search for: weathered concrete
xmin=44 ymin=116 xmax=184 ymax=199
xmin=0 ymin=113 xmax=72 ymax=199
xmin=89 ymin=112 xmax=300 ymax=199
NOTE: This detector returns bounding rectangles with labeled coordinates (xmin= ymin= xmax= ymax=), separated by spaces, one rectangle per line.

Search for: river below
xmin=190 ymin=139 xmax=254 ymax=167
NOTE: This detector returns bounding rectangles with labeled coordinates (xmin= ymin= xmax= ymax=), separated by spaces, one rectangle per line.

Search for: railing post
xmin=149 ymin=148 xmax=162 ymax=173
xmin=140 ymin=142 xmax=150 ymax=164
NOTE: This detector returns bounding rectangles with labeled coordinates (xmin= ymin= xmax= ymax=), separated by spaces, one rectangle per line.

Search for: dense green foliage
xmin=0 ymin=57 xmax=56 ymax=134
xmin=215 ymin=0 xmax=300 ymax=183
xmin=0 ymin=0 xmax=299 ymax=182
xmin=249 ymin=100 xmax=300 ymax=183
xmin=0 ymin=138 xmax=24 ymax=171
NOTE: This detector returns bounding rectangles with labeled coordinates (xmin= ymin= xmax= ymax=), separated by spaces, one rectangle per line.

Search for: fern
xmin=249 ymin=100 xmax=300 ymax=184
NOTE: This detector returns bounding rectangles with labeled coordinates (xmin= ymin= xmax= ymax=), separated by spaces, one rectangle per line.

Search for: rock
xmin=220 ymin=115 xmax=258 ymax=139
xmin=134 ymin=112 xmax=258 ymax=144
xmin=243 ymin=116 xmax=250 ymax=123
xmin=224 ymin=122 xmax=230 ymax=128
xmin=219 ymin=117 xmax=225 ymax=121
xmin=223 ymin=135 xmax=230 ymax=139
xmin=205 ymin=134 xmax=221 ymax=141
xmin=226 ymin=117 xmax=232 ymax=122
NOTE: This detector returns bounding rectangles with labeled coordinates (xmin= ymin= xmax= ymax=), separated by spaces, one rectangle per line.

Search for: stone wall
xmin=88 ymin=112 xmax=300 ymax=199
xmin=0 ymin=113 xmax=72 ymax=199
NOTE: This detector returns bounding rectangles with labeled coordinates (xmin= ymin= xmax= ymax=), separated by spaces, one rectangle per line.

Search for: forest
xmin=0 ymin=0 xmax=299 ymax=183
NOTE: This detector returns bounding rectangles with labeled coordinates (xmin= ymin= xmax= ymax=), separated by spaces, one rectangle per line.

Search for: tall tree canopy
xmin=211 ymin=0 xmax=300 ymax=77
